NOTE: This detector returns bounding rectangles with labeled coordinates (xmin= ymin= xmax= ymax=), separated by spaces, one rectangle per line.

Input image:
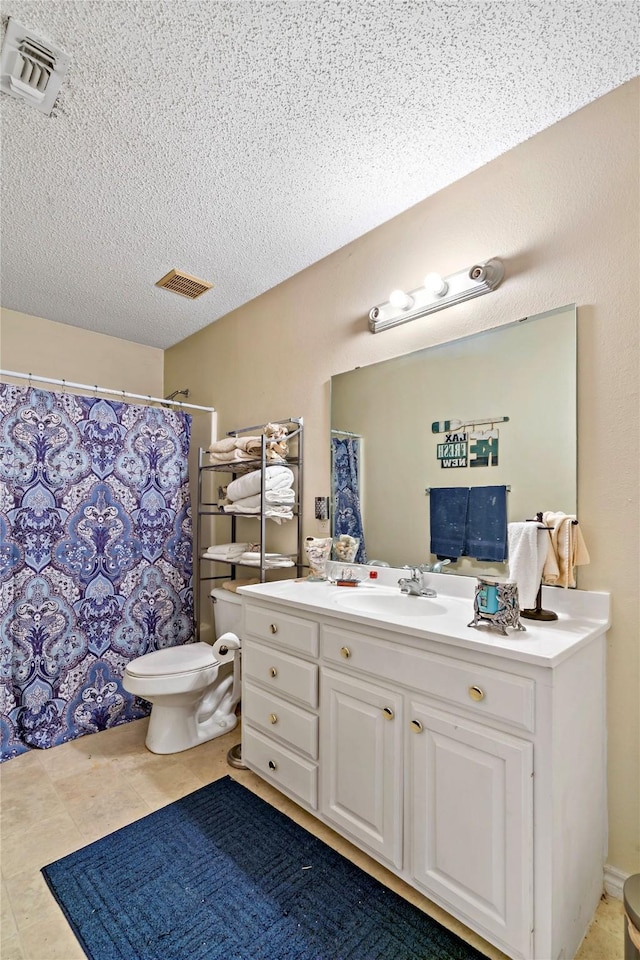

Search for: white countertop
xmin=236 ymin=571 xmax=610 ymax=668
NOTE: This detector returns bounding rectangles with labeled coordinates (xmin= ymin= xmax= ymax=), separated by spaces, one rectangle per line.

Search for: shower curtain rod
xmin=0 ymin=369 xmax=216 ymax=413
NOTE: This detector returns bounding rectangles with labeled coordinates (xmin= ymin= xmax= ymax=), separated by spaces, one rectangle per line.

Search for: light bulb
xmin=424 ymin=272 xmax=448 ymax=297
xmin=389 ymin=289 xmax=414 ymax=310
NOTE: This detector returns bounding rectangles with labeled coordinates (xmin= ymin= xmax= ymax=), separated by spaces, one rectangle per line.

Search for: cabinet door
xmin=321 ymin=668 xmax=403 ymax=869
xmin=409 ymin=701 xmax=533 ymax=959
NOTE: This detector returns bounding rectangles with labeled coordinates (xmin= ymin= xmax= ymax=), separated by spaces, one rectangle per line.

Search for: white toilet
xmin=123 ymin=588 xmax=242 ymax=755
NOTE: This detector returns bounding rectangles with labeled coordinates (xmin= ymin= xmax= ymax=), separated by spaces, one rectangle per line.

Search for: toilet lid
xmin=126 ymin=642 xmax=219 ymax=678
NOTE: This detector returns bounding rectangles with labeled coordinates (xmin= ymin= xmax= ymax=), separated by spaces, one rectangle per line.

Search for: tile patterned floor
xmin=0 ymin=718 xmax=624 ymax=960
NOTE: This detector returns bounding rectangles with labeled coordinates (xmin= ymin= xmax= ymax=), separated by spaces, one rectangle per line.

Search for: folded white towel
xmin=223 ymin=490 xmax=295 ymax=510
xmin=222 ymin=502 xmax=293 ymax=523
xmin=507 ymin=522 xmax=548 ymax=609
xmin=226 ymin=467 xmax=294 ymax=502
xmin=203 ymin=542 xmax=250 ymax=560
xmin=238 ymin=552 xmax=294 ymax=568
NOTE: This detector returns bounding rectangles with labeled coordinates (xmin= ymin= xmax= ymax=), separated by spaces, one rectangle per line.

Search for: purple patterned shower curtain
xmin=0 ymin=385 xmax=194 ymax=761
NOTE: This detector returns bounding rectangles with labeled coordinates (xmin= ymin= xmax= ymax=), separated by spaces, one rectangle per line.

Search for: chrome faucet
xmin=397 ymin=566 xmax=437 ymax=598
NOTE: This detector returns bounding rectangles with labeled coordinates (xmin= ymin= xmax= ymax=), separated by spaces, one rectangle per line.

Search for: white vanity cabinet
xmin=241 ymin=603 xmax=321 ymax=809
xmin=239 ymin=582 xmax=608 ymax=960
xmin=321 ymin=666 xmax=404 ymax=869
xmin=409 ymin=699 xmax=533 ymax=958
xmin=321 ymin=622 xmax=535 ymax=958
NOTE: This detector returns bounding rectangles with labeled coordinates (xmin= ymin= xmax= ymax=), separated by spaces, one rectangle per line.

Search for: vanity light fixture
xmin=424 ymin=272 xmax=448 ymax=297
xmin=389 ymin=289 xmax=415 ymax=310
xmin=369 ymin=258 xmax=505 ymax=333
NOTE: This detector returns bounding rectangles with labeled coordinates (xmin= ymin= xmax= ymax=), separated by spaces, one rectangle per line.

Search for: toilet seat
xmin=126 ymin=642 xmax=219 ymax=679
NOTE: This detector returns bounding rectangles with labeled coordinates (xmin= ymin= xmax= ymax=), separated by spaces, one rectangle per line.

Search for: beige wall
xmin=165 ymin=80 xmax=640 ymax=875
xmin=0 ymin=308 xmax=164 ymax=396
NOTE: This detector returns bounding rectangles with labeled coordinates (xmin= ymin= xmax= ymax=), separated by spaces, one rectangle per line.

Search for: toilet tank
xmin=211 ymin=587 xmax=243 ymax=639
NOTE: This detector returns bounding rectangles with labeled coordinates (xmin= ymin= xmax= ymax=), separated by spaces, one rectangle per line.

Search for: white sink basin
xmin=335 ymin=590 xmax=446 ymax=619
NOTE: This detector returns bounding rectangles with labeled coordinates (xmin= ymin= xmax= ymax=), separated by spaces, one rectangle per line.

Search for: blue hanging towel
xmin=465 ymin=485 xmax=508 ymax=562
xmin=429 ymin=487 xmax=470 ymax=560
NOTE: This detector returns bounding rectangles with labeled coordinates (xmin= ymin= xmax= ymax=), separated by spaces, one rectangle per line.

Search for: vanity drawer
xmin=244 ymin=603 xmax=319 ymax=657
xmin=243 ymin=639 xmax=319 ymax=708
xmin=243 ymin=726 xmax=318 ymax=809
xmin=322 ymin=627 xmax=535 ymax=732
xmin=243 ymin=681 xmax=318 ymax=760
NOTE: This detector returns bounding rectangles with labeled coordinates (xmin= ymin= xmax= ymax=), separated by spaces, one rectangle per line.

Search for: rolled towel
xmin=507 ymin=523 xmax=548 ymax=609
xmin=244 ymin=434 xmax=289 ymax=460
xmin=226 ymin=466 xmax=294 ymax=502
xmin=265 ymin=422 xmax=289 ymax=441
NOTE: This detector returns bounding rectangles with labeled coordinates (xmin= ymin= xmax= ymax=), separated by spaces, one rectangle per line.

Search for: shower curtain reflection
xmin=331 ymin=435 xmax=366 ymax=564
xmin=0 ymin=385 xmax=194 ymax=761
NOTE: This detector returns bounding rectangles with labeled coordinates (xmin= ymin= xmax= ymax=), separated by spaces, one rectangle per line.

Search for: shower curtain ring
xmin=61 ymin=379 xmax=66 ymax=394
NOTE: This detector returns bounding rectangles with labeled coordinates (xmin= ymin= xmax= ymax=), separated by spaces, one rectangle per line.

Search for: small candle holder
xmin=468 ymin=578 xmax=526 ymax=636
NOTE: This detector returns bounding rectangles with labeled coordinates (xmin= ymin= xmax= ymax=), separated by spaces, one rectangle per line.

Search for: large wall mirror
xmin=330 ymin=304 xmax=576 ymax=577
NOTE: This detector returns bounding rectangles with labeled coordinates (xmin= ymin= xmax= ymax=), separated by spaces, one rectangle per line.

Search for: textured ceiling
xmin=0 ymin=1 xmax=638 ymax=349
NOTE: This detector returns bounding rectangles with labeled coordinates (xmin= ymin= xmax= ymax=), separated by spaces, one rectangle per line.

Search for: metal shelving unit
xmin=194 ymin=417 xmax=303 ymax=633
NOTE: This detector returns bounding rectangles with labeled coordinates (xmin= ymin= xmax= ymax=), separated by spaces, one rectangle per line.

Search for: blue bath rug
xmin=42 ymin=775 xmax=489 ymax=960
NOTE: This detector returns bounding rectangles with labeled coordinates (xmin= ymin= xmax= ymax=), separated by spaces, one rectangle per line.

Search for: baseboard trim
xmin=604 ymin=864 xmax=630 ymax=899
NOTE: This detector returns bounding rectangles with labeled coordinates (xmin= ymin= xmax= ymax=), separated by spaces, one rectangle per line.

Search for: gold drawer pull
xmin=269 ymin=623 xmax=278 ymax=634
xmin=469 ymin=685 xmax=485 ymax=702
xmin=269 ymin=713 xmax=278 ymax=725
xmin=410 ymin=719 xmax=423 ymax=733
xmin=340 ymin=646 xmax=351 ymax=659
xmin=269 ymin=667 xmax=278 ymax=678
xmin=268 ymin=759 xmax=277 ymax=771
xmin=382 ymin=706 xmax=394 ymax=720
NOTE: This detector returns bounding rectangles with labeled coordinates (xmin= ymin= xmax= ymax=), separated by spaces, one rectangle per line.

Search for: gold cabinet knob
xmin=382 ymin=706 xmax=394 ymax=720
xmin=410 ymin=719 xmax=423 ymax=733
xmin=268 ymin=759 xmax=277 ymax=771
xmin=469 ymin=685 xmax=485 ymax=702
xmin=269 ymin=667 xmax=278 ymax=678
xmin=340 ymin=646 xmax=351 ymax=659
xmin=269 ymin=713 xmax=278 ymax=725
xmin=269 ymin=623 xmax=278 ymax=634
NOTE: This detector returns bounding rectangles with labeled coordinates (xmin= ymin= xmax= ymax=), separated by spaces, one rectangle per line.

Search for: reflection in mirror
xmin=330 ymin=304 xmax=576 ymax=578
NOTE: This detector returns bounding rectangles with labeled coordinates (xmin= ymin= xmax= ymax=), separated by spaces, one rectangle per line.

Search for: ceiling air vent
xmin=0 ymin=18 xmax=70 ymax=115
xmin=156 ymin=269 xmax=213 ymax=300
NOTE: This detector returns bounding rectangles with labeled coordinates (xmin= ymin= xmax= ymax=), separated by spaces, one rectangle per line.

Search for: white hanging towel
xmin=507 ymin=522 xmax=548 ymax=609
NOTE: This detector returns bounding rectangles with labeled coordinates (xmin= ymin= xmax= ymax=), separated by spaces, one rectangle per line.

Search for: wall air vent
xmin=156 ymin=269 xmax=213 ymax=300
xmin=0 ymin=17 xmax=70 ymax=115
